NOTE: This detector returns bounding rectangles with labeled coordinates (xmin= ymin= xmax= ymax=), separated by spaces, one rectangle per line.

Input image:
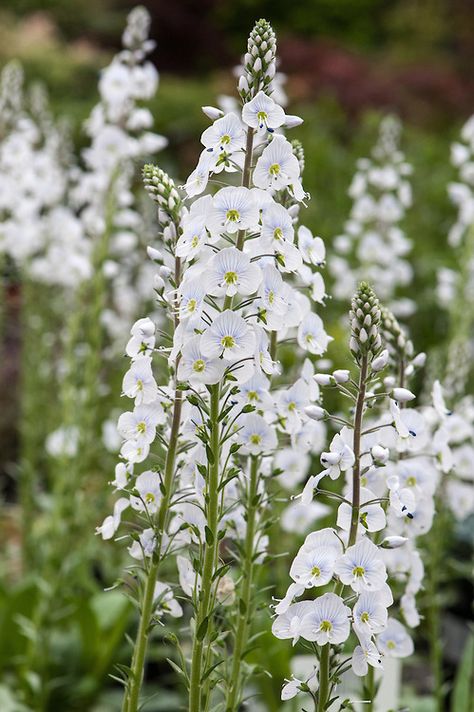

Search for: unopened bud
xmin=304 ymin=405 xmax=327 ymax=421
xmin=392 ymin=387 xmax=415 ymax=403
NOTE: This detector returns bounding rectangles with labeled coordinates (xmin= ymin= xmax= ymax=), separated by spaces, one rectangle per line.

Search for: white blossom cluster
xmin=330 ymin=116 xmax=414 ymax=318
xmin=99 ymin=18 xmax=333 ymax=711
xmin=0 ymin=62 xmax=89 ymax=286
xmin=272 ymin=285 xmax=442 ymax=707
xmin=70 ymin=5 xmax=167 ymax=342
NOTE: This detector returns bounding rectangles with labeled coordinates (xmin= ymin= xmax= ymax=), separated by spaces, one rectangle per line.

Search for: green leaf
xmin=239 ymin=598 xmax=247 ymax=615
xmin=205 ymin=444 xmax=215 ymax=465
xmin=196 ymin=616 xmax=209 ymax=641
xmin=205 ymin=526 xmax=214 ymax=546
xmin=451 ymin=630 xmax=474 ymax=712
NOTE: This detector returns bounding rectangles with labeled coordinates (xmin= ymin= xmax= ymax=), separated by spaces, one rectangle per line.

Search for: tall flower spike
xmin=143 ymin=164 xmax=182 ymax=225
xmin=239 ymin=19 xmax=277 ymax=103
xmin=291 ymin=139 xmax=305 ymax=174
xmin=349 ymin=282 xmax=382 ymax=362
xmin=380 ymin=306 xmax=413 ymax=363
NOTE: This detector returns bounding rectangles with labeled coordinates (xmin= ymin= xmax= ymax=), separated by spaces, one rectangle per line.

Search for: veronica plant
xmin=272 ymin=283 xmax=434 ymax=711
xmin=100 ymin=18 xmax=332 ymax=712
xmin=330 ymin=117 xmax=414 ymax=318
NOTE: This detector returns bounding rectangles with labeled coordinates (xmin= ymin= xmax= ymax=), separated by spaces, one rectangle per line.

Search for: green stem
xmin=317 ymin=644 xmax=330 ymax=712
xmin=427 ymin=496 xmax=444 ymax=712
xmin=225 ymin=456 xmax=259 ymax=711
xmin=348 ymin=354 xmax=368 ymax=547
xmin=124 ymin=257 xmax=183 ymax=712
xmin=366 ymin=665 xmax=375 ymax=712
xmin=189 ymin=384 xmax=221 ymax=712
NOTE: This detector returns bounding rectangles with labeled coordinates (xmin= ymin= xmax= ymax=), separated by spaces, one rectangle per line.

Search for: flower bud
xmin=314 ymin=373 xmax=334 ymax=386
xmin=392 ymin=387 xmax=416 ymax=402
xmin=201 ymin=105 xmax=223 ymax=120
xmin=143 ymin=164 xmax=182 ymax=227
xmin=147 ymin=246 xmax=162 ymax=262
xmin=304 ymin=405 xmax=327 ymax=421
xmin=371 ymin=445 xmax=389 ymax=464
xmin=154 ymin=274 xmax=165 ymax=291
xmin=380 ymin=536 xmax=408 ymax=549
xmin=412 ymin=352 xmax=426 ymax=368
xmin=372 ymin=349 xmax=389 ymax=372
xmin=284 ymin=114 xmax=304 ymax=129
xmin=333 ymin=369 xmax=350 ymax=383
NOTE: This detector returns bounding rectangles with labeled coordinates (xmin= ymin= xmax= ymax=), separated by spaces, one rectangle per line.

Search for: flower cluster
xmin=330 ymin=116 xmax=414 ymax=318
xmin=100 ymin=18 xmax=333 ymax=712
xmin=272 ymin=284 xmax=437 ymax=708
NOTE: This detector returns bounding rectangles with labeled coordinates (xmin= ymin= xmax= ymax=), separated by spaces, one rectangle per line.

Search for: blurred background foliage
xmin=0 ymin=1 xmax=473 ymax=710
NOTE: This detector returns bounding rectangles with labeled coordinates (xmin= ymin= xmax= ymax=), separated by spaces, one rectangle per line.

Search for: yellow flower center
xmin=361 ymin=612 xmax=370 ymax=623
xmin=187 ymin=298 xmax=197 ymax=313
xmin=257 ymin=110 xmax=268 ymax=124
xmin=136 ymin=421 xmax=147 ymax=434
xmin=248 ymin=391 xmax=258 ymax=401
xmin=406 ymin=476 xmax=417 ymax=486
xmin=320 ymin=620 xmax=332 ymax=632
xmin=136 ymin=379 xmax=143 ymax=391
xmin=224 ymin=271 xmax=238 ymax=285
xmin=288 ymin=401 xmax=296 ymax=411
xmin=268 ymin=290 xmax=275 ymax=304
xmin=191 ymin=235 xmax=200 ymax=248
xmin=273 ymin=227 xmax=283 ymax=240
xmin=311 ymin=566 xmax=321 ymax=577
xmin=226 ymin=209 xmax=240 ymax=223
xmin=387 ymin=640 xmax=396 ymax=650
xmin=250 ymin=434 xmax=261 ymax=445
xmin=220 ymin=134 xmax=231 ymax=145
xmin=221 ymin=335 xmax=235 ymax=349
xmin=193 ymin=359 xmax=205 ymax=373
xmin=269 ymin=163 xmax=281 ymax=176
xmin=352 ymin=566 xmax=365 ymax=578
xmin=145 ymin=492 xmax=155 ymax=504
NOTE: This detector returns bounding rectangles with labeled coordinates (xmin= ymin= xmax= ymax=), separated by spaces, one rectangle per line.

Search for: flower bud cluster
xmin=380 ymin=306 xmax=413 ymax=362
xmin=143 ymin=164 xmax=182 ymax=226
xmin=349 ymin=282 xmax=382 ymax=361
xmin=239 ymin=19 xmax=277 ymax=103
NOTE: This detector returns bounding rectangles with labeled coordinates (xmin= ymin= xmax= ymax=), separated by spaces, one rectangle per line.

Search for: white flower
xmin=261 ymin=202 xmax=294 ymax=245
xmin=201 ymin=112 xmax=244 ymax=155
xmin=176 ymin=216 xmax=207 ymax=260
xmin=289 ymin=546 xmax=338 ymax=588
xmin=337 ymin=487 xmax=386 ymax=533
xmin=432 ymin=379 xmax=452 ymax=419
xmin=298 ymin=226 xmax=325 ymax=265
xmin=130 ymin=470 xmax=162 ymax=514
xmin=117 ymin=403 xmax=163 ymax=446
xmin=320 ymin=431 xmax=355 ymax=480
xmin=178 ymin=335 xmax=225 ymax=385
xmin=299 ymin=593 xmax=351 ymax=645
xmin=185 ymin=150 xmax=213 ymax=197
xmin=259 ymin=264 xmax=289 ymax=315
xmin=154 ymin=581 xmax=183 ymax=618
xmin=334 ymin=537 xmax=387 ymax=592
xmin=206 ymin=246 xmax=262 ymax=297
xmin=177 ymin=555 xmax=201 ymax=597
xmin=122 ymin=356 xmax=158 ymax=404
xmin=178 ymin=278 xmax=206 ymax=320
xmin=253 ymin=135 xmax=304 ymax=200
xmin=272 ymin=600 xmax=315 ymax=645
xmin=207 ymin=186 xmax=259 ymax=235
xmin=200 ymin=310 xmax=256 ymax=361
xmin=126 ymin=317 xmax=155 ymax=359
xmin=352 ymin=641 xmax=383 ymax=677
xmin=297 ymin=313 xmax=332 ymax=355
xmin=237 ymin=413 xmax=277 ymax=454
xmin=96 ymin=497 xmax=129 ymax=540
xmin=377 ymin=618 xmax=414 ymax=658
xmin=128 ymin=527 xmax=156 ymax=560
xmin=273 ymin=582 xmax=306 ymax=615
xmin=242 ymin=91 xmax=286 ymax=132
xmin=353 ymin=592 xmax=389 ymax=636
